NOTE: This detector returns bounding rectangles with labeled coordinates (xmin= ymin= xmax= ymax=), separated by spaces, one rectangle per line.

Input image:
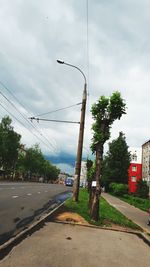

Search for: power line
xmin=0 ymin=99 xmax=56 ymax=152
xmin=34 ymin=102 xmax=82 ymax=117
xmin=0 ymin=81 xmax=29 ymax=112
xmin=30 ymin=117 xmax=80 ymax=124
xmin=0 ymin=85 xmax=57 ymax=152
xmin=86 ymin=0 xmax=90 ymax=95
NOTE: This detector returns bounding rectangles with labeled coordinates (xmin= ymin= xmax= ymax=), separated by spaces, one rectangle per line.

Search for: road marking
xmin=12 ymin=196 xmax=19 ymax=198
xmin=45 ymin=190 xmax=48 ymax=193
xmin=11 ymin=187 xmax=15 ymax=189
xmin=27 ymin=193 xmax=32 ymax=196
xmin=38 ymin=192 xmax=41 ymax=194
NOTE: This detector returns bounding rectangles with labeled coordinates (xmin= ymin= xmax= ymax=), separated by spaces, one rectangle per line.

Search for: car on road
xmin=65 ymin=178 xmax=74 ymax=187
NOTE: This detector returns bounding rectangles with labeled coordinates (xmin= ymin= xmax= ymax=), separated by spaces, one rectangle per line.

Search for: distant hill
xmin=45 ymin=152 xmax=76 ymax=167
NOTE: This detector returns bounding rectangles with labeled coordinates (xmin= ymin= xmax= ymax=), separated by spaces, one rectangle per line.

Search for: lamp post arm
xmin=63 ymin=62 xmax=87 ymax=85
xmin=57 ymin=60 xmax=87 ymax=85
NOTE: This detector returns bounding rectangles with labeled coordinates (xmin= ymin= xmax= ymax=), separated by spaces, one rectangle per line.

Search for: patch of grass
xmin=117 ymin=194 xmax=150 ymax=212
xmin=65 ymin=189 xmax=140 ymax=230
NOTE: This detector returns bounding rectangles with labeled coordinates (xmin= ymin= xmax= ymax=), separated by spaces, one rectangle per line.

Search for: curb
xmin=0 ymin=201 xmax=66 ymax=258
xmin=53 ymin=220 xmax=150 ymax=246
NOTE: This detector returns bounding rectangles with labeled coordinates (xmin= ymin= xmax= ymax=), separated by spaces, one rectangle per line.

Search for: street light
xmin=57 ymin=59 xmax=87 ymax=201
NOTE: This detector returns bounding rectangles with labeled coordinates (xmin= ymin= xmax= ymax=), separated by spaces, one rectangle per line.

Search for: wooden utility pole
xmin=73 ymin=83 xmax=87 ymax=201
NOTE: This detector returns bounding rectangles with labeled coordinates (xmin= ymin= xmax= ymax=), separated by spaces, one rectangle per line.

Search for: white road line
xmin=27 ymin=193 xmax=32 ymax=196
xmin=11 ymin=187 xmax=15 ymax=189
xmin=45 ymin=190 xmax=48 ymax=193
xmin=12 ymin=195 xmax=19 ymax=198
xmin=38 ymin=192 xmax=41 ymax=194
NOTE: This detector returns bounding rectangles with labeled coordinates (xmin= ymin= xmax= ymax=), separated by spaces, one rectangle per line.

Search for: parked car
xmin=65 ymin=178 xmax=74 ymax=186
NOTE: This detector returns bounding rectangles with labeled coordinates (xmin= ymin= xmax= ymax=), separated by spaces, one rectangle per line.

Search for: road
xmin=0 ymin=182 xmax=72 ymax=245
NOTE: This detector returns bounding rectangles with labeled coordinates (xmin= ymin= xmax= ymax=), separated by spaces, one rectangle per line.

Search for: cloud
xmin=0 ymin=0 xmax=150 ymax=172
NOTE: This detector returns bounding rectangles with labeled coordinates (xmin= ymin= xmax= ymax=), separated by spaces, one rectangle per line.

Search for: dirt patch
xmin=54 ymin=211 xmax=89 ymax=225
xmin=51 ymin=205 xmax=138 ymax=232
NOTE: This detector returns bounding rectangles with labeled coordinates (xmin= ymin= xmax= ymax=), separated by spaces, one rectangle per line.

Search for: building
xmin=128 ymin=147 xmax=142 ymax=193
xmin=142 ymin=140 xmax=150 ymax=185
xmin=58 ymin=172 xmax=67 ymax=184
xmin=80 ymin=161 xmax=87 ymax=187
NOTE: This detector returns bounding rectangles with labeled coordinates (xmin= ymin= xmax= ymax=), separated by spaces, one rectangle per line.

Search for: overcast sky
xmin=0 ymin=0 xmax=150 ymax=173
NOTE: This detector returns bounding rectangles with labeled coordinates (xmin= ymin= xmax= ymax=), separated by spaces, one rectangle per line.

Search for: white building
xmin=80 ymin=161 xmax=87 ymax=187
xmin=129 ymin=147 xmax=142 ymax=164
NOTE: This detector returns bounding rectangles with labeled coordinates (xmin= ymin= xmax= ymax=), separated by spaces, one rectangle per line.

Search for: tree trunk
xmin=90 ymin=146 xmax=103 ymax=221
xmin=88 ymin=181 xmax=95 ymax=209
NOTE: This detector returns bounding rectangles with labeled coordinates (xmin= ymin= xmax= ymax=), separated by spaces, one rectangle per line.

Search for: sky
xmin=0 ymin=0 xmax=150 ymax=174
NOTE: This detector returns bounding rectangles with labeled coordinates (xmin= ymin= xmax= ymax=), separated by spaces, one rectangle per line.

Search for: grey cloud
xmin=0 ymin=0 xmax=150 ymax=170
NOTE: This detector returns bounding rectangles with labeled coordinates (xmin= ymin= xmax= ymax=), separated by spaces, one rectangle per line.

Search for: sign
xmin=92 ymin=181 xmax=96 ymax=187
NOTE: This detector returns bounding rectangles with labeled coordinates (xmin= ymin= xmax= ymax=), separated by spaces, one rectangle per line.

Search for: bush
xmin=135 ymin=180 xmax=149 ymax=199
xmin=109 ymin=182 xmax=128 ymax=196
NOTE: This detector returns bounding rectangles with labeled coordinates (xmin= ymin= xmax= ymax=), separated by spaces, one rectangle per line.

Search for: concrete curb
xmin=53 ymin=220 xmax=150 ymax=246
xmin=0 ymin=201 xmax=66 ymax=257
xmin=51 ymin=202 xmax=150 ymax=247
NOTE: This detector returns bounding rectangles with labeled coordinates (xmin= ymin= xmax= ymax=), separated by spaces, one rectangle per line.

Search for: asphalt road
xmin=0 ymin=182 xmax=72 ymax=244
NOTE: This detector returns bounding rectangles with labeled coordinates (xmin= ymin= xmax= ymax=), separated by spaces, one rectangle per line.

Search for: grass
xmin=116 ymin=194 xmax=150 ymax=212
xmin=65 ymin=189 xmax=140 ymax=230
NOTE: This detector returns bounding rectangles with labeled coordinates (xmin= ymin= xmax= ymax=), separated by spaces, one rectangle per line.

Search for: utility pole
xmin=73 ymin=83 xmax=87 ymax=201
xmin=57 ymin=60 xmax=87 ymax=202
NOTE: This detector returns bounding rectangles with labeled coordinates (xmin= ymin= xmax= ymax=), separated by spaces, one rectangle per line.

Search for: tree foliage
xmin=136 ymin=180 xmax=149 ymax=199
xmin=102 ymin=132 xmax=130 ymax=190
xmin=0 ymin=116 xmax=21 ymax=173
xmin=91 ymin=91 xmax=126 ymax=152
xmin=0 ymin=116 xmax=60 ymax=181
xmin=109 ymin=182 xmax=128 ymax=196
xmin=20 ymin=144 xmax=60 ymax=181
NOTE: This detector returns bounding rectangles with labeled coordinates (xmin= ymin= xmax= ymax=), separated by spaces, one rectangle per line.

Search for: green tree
xmin=0 ymin=116 xmax=21 ymax=176
xmin=43 ymin=160 xmax=60 ymax=181
xmin=90 ymin=91 xmax=126 ymax=221
xmin=102 ymin=132 xmax=130 ymax=191
xmin=136 ymin=180 xmax=149 ymax=199
xmin=23 ymin=144 xmax=60 ymax=181
xmin=24 ymin=144 xmax=45 ymax=178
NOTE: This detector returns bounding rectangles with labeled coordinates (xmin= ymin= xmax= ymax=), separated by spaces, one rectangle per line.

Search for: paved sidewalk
xmin=0 ymin=222 xmax=150 ymax=267
xmin=102 ymin=193 xmax=150 ymax=233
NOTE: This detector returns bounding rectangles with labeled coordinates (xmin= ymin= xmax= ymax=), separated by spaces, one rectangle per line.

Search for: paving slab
xmin=0 ymin=222 xmax=149 ymax=267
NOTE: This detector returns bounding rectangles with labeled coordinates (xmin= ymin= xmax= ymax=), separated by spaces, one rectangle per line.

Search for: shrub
xmin=135 ymin=180 xmax=149 ymax=199
xmin=109 ymin=182 xmax=128 ymax=196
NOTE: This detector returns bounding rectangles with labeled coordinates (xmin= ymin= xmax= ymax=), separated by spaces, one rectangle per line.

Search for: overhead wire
xmin=34 ymin=102 xmax=82 ymax=117
xmin=85 ymin=0 xmax=91 ymax=155
xmin=0 ymin=81 xmax=58 ymax=152
xmin=86 ymin=0 xmax=90 ymax=95
xmin=0 ymin=89 xmax=57 ymax=152
xmin=0 ymin=101 xmax=53 ymax=149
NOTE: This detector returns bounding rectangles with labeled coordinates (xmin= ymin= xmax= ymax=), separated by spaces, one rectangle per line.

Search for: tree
xmin=22 ymin=144 xmax=60 ymax=181
xmin=24 ymin=144 xmax=45 ymax=178
xmin=136 ymin=180 xmax=149 ymax=199
xmin=86 ymin=159 xmax=96 ymax=208
xmin=90 ymin=91 xmax=126 ymax=221
xmin=102 ymin=132 xmax=130 ymax=190
xmin=0 ymin=116 xmax=21 ymax=176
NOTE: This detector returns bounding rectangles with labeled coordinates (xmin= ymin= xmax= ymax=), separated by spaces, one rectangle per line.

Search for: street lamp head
xmin=57 ymin=60 xmax=64 ymax=64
